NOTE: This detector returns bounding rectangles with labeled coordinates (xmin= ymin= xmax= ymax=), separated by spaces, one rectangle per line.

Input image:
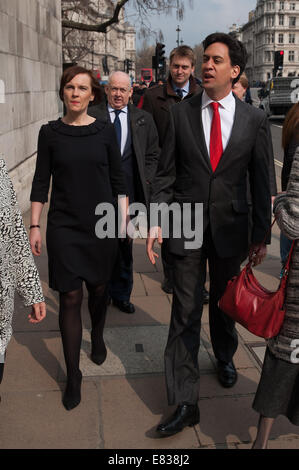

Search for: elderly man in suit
xmin=147 ymin=33 xmax=274 ymax=436
xmin=89 ymin=71 xmax=159 ymax=314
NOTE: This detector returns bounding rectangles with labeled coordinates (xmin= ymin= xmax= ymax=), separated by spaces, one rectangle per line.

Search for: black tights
xmin=59 ymin=282 xmax=108 ymax=378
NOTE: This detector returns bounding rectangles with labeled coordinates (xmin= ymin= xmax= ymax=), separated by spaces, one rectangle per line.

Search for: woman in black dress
xmin=29 ymin=66 xmax=127 ymax=410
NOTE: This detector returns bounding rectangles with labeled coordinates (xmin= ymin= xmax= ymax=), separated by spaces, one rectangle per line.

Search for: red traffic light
xmin=279 ymin=50 xmax=284 ymax=55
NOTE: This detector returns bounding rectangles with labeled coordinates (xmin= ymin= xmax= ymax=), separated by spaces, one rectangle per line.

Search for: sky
xmin=125 ymin=0 xmax=257 ymax=54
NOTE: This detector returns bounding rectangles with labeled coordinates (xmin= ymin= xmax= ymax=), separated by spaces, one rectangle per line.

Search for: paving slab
xmin=199 ymin=367 xmax=261 ymax=398
xmin=1 ymin=334 xmax=62 ymax=391
xmin=99 ymin=376 xmax=200 ymax=449
xmin=0 ymin=383 xmax=101 ymax=449
xmin=79 ymin=326 xmax=213 ymax=377
xmin=105 ymin=295 xmax=172 ymax=327
xmin=196 ymin=395 xmax=299 ymax=447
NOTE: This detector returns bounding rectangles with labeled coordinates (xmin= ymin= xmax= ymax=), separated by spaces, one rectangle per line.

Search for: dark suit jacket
xmin=88 ymin=102 xmax=160 ymax=208
xmin=151 ymin=91 xmax=274 ymax=258
xmin=142 ymin=76 xmax=202 ymax=147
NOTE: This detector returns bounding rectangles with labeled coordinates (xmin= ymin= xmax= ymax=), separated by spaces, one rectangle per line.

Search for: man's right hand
xmin=146 ymin=226 xmax=163 ymax=265
xmin=29 ymin=228 xmax=42 ymax=256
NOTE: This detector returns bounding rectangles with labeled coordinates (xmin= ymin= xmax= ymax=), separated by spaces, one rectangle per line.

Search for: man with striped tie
xmin=147 ymin=33 xmax=275 ymax=436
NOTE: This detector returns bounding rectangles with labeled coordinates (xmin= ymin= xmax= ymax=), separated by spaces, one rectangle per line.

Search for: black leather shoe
xmin=203 ymin=287 xmax=209 ymax=304
xmin=157 ymin=404 xmax=200 ymax=436
xmin=217 ymin=360 xmax=238 ymax=388
xmin=161 ymin=279 xmax=173 ymax=294
xmin=112 ymin=299 xmax=135 ymax=314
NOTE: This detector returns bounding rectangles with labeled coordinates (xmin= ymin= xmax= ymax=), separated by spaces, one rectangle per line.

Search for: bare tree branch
xmin=62 ymin=0 xmax=129 ymax=33
xmin=62 ymin=0 xmax=193 ymax=35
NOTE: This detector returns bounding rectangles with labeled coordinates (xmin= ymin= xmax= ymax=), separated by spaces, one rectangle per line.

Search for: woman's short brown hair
xmin=59 ymin=65 xmax=102 ymax=102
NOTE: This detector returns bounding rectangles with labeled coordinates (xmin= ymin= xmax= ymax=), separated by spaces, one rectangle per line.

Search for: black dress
xmin=30 ymin=118 xmax=127 ymax=292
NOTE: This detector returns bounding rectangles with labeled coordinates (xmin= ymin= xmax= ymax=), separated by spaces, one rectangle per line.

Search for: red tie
xmin=210 ymin=102 xmax=223 ymax=172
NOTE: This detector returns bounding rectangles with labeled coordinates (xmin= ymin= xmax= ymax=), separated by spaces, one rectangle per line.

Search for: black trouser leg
xmin=205 ymin=231 xmax=240 ymax=363
xmin=109 ymin=240 xmax=133 ymax=302
xmin=161 ymin=238 xmax=174 ymax=287
xmin=164 ymin=250 xmax=206 ymax=406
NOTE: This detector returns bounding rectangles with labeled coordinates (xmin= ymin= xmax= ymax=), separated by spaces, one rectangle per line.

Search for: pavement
xmin=1 ymin=169 xmax=299 ymax=451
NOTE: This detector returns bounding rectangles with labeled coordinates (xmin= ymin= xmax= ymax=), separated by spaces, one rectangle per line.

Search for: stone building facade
xmin=0 ymin=0 xmax=62 ymax=212
xmin=62 ymin=0 xmax=136 ymax=82
xmin=240 ymin=0 xmax=299 ymax=83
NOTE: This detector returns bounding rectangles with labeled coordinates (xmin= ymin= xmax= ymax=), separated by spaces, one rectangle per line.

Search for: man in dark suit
xmin=89 ymin=71 xmax=159 ymax=314
xmin=143 ymin=46 xmax=204 ymax=297
xmin=147 ymin=33 xmax=274 ymax=435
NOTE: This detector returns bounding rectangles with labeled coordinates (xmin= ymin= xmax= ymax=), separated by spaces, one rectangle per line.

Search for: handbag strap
xmin=252 ymin=217 xmax=296 ymax=281
xmin=282 ymin=238 xmax=296 ymax=279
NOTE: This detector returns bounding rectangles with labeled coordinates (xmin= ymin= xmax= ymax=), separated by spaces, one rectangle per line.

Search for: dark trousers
xmin=109 ymin=239 xmax=133 ymax=302
xmin=161 ymin=238 xmax=174 ymax=285
xmin=165 ymin=228 xmax=241 ymax=406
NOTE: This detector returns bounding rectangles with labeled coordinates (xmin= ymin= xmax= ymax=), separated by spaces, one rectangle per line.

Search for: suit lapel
xmin=187 ymin=92 xmax=212 ymax=171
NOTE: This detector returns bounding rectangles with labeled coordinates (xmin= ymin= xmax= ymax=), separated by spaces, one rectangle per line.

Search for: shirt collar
xmin=108 ymin=104 xmax=128 ymax=114
xmin=202 ymin=89 xmax=235 ymax=111
xmin=172 ymin=80 xmax=190 ymax=95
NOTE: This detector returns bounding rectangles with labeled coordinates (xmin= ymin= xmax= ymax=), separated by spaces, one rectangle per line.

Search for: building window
xmin=278 ymin=33 xmax=284 ymax=43
xmin=265 ymin=51 xmax=272 ymax=62
xmin=289 ymin=51 xmax=295 ymax=62
xmin=279 ymin=15 xmax=284 ymax=25
xmin=267 ymin=15 xmax=275 ymax=27
xmin=289 ymin=33 xmax=295 ymax=43
xmin=289 ymin=17 xmax=296 ymax=27
xmin=290 ymin=3 xmax=296 ymax=11
xmin=279 ymin=1 xmax=284 ymax=9
xmin=265 ymin=33 xmax=274 ymax=44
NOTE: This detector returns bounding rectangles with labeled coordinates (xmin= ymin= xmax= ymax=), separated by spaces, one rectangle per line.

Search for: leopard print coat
xmin=0 ymin=158 xmax=44 ymax=355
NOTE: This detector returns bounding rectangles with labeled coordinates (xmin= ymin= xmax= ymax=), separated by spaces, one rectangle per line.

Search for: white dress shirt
xmin=172 ymin=80 xmax=190 ymax=99
xmin=108 ymin=105 xmax=128 ymax=155
xmin=201 ymin=90 xmax=236 ymax=157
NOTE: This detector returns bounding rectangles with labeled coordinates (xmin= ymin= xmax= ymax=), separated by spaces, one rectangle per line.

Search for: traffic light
xmin=156 ymin=43 xmax=166 ymax=69
xmin=124 ymin=59 xmax=133 ymax=73
xmin=274 ymin=50 xmax=284 ymax=72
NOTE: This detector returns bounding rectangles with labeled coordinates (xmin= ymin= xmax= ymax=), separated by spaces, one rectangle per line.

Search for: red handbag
xmin=219 ymin=223 xmax=296 ymax=339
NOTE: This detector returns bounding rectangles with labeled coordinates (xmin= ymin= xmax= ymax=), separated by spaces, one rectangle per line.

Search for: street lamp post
xmin=176 ymin=25 xmax=181 ymax=47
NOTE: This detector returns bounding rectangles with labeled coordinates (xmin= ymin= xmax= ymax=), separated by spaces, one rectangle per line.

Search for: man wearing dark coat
xmin=147 ymin=33 xmax=275 ymax=436
xmin=89 ymin=71 xmax=160 ymax=314
xmin=143 ymin=45 xmax=204 ymax=297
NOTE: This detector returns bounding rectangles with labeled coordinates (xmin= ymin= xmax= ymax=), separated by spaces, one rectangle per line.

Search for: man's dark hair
xmin=203 ymin=33 xmax=248 ymax=85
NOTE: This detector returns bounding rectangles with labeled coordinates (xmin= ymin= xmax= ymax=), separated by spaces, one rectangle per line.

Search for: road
xmin=251 ymin=87 xmax=284 ymax=189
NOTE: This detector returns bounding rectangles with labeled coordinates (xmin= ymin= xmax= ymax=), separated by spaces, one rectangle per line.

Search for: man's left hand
xmin=248 ymin=243 xmax=267 ymax=267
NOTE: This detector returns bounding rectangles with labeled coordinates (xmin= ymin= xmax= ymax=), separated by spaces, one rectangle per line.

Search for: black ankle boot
xmin=62 ymin=370 xmax=82 ymax=411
